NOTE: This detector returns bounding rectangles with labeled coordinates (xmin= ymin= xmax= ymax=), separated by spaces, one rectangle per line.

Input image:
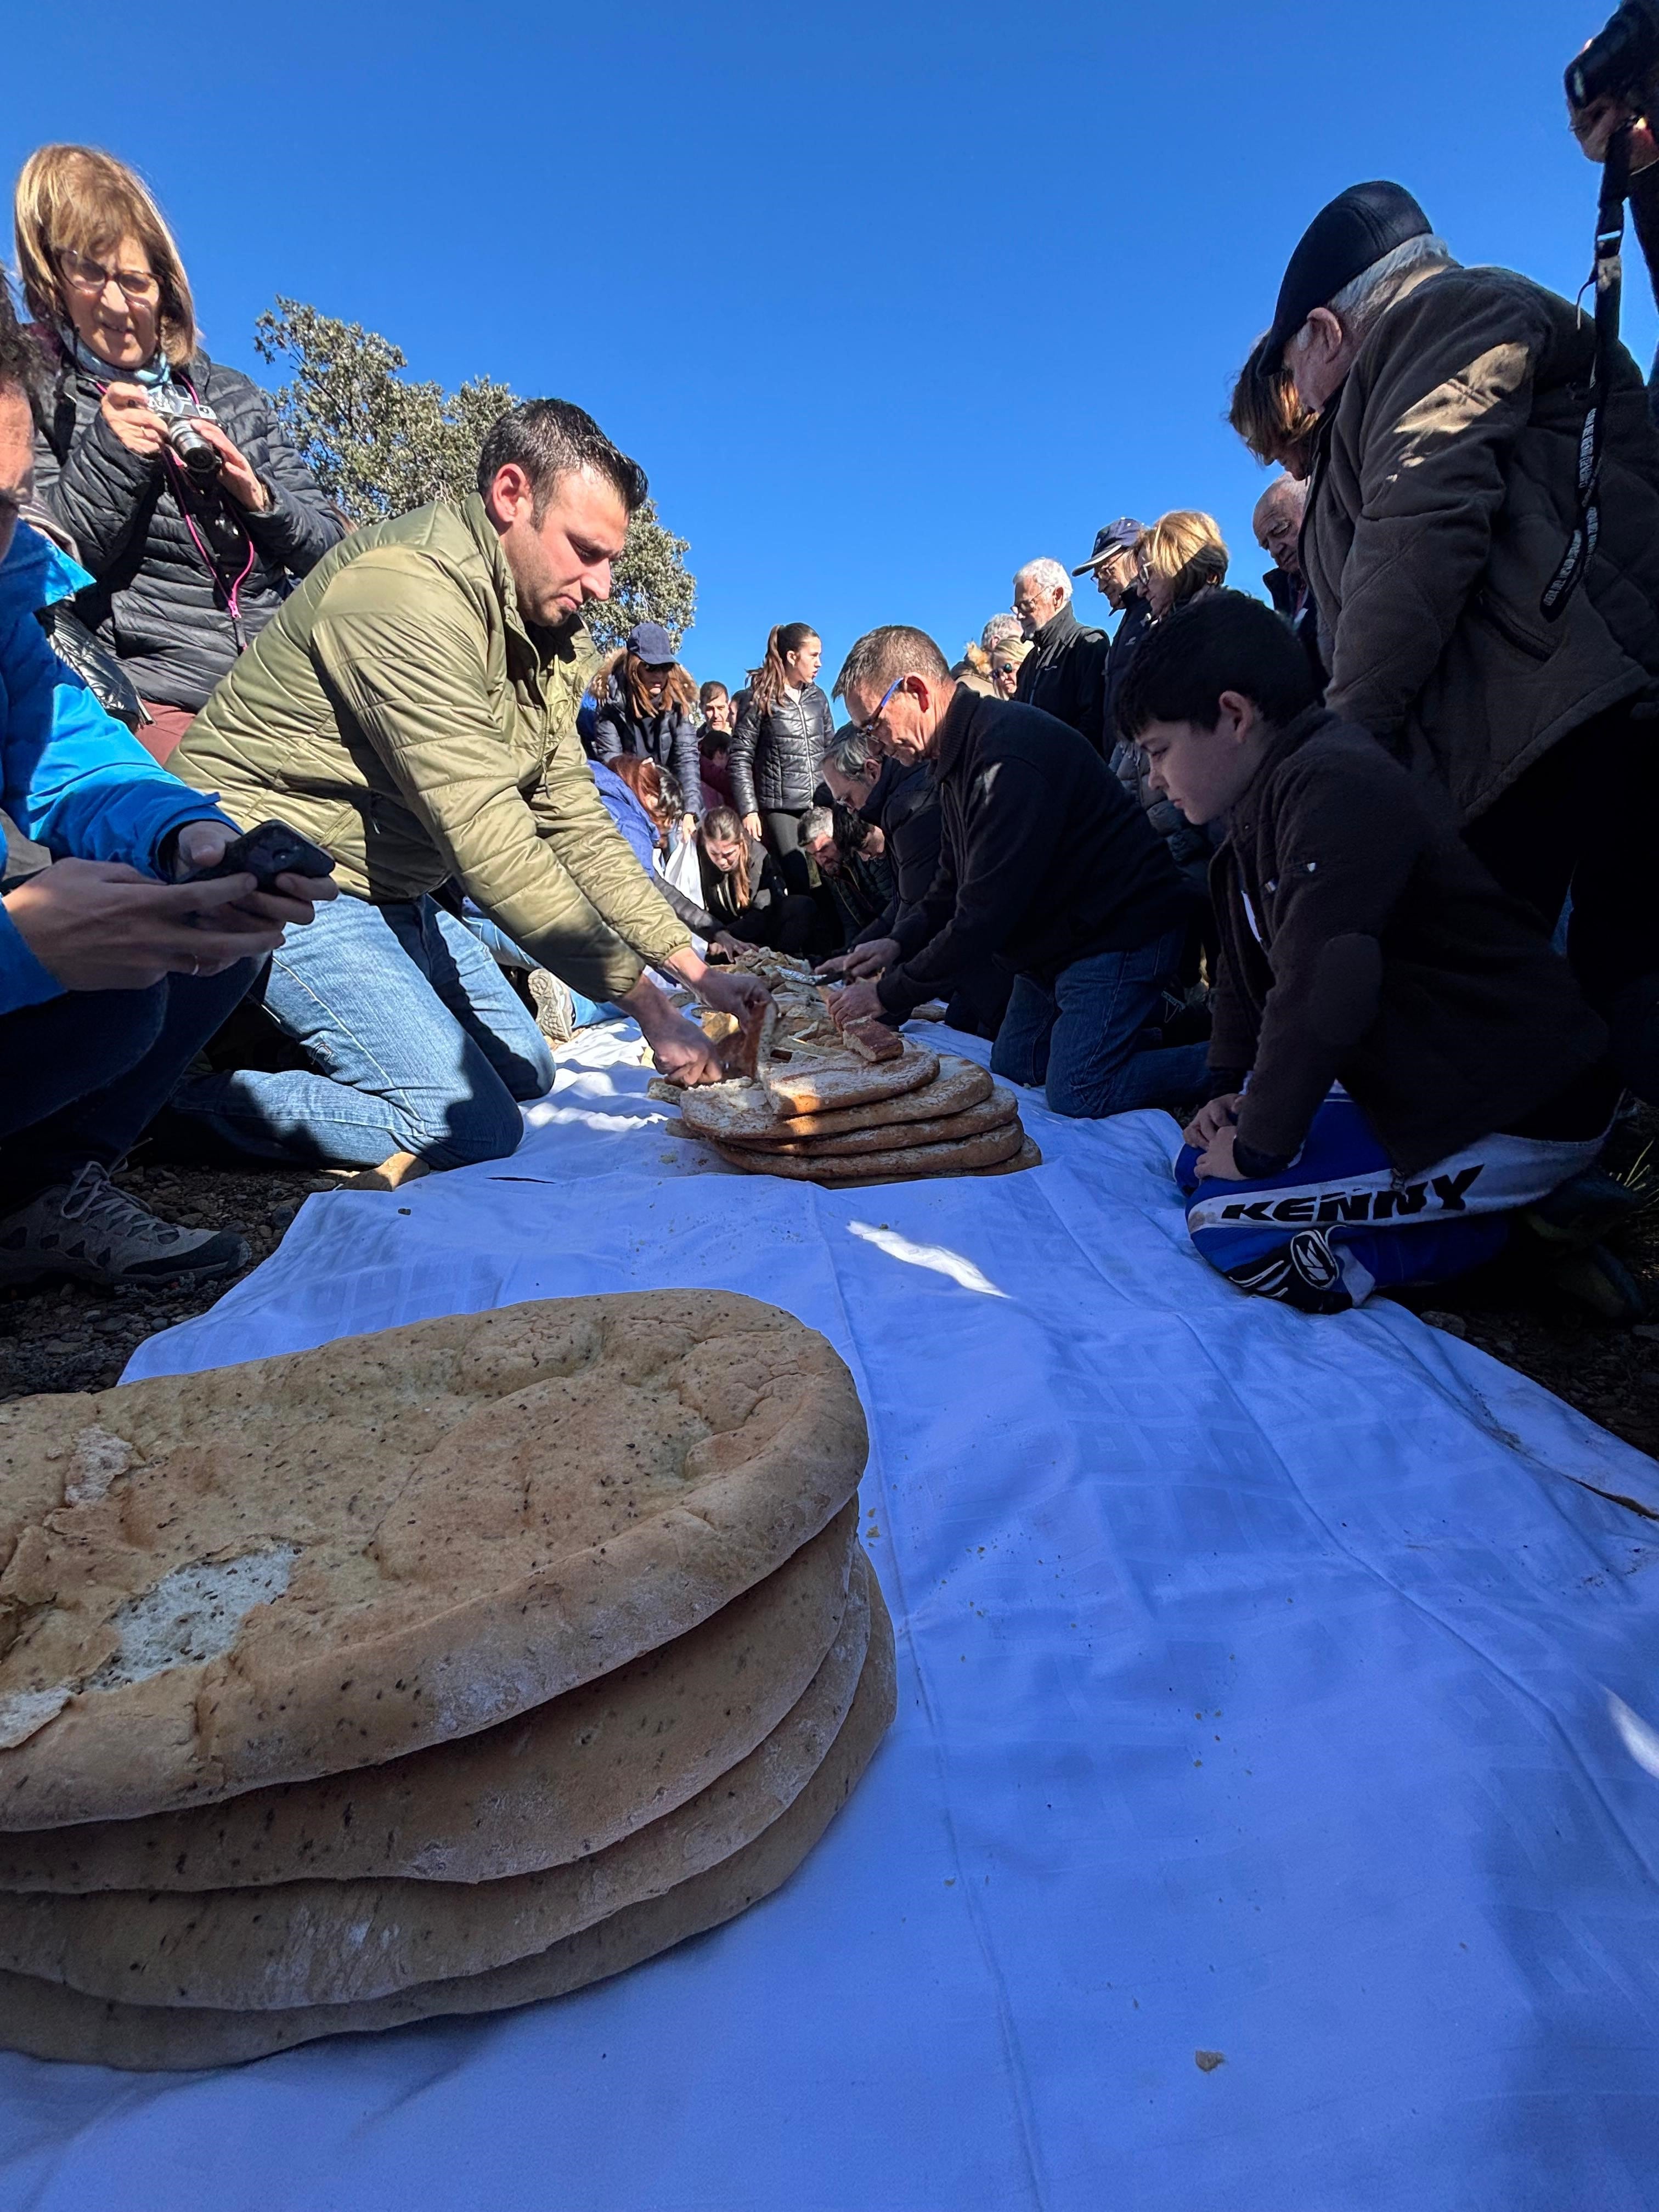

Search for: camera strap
xmin=1543 ymin=123 xmax=1632 ymax=619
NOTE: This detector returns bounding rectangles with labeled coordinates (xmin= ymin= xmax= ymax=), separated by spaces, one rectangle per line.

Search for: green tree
xmin=252 ymin=299 xmax=695 ymax=654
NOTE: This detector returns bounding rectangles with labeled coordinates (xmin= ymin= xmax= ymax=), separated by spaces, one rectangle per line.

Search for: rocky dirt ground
xmin=2 ymin=1119 xmax=1656 ymax=1464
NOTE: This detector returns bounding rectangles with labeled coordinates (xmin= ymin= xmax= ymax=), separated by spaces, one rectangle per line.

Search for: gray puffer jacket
xmin=729 ymin=681 xmax=834 ymax=814
xmin=31 ymin=343 xmax=343 ymax=711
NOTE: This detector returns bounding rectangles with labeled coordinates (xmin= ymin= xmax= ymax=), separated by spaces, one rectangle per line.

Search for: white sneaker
xmin=0 ymin=1163 xmax=249 ymax=1290
xmin=528 ymin=968 xmax=576 ymax=1043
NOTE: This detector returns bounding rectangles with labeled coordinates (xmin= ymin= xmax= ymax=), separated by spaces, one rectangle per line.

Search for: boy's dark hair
xmin=476 ymin=398 xmax=647 ymax=519
xmin=1116 ymin=589 xmax=1319 ymax=741
xmin=0 ymin=278 xmax=43 ymax=403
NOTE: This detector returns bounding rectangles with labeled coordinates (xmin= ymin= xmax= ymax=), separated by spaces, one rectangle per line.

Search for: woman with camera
xmin=14 ymin=145 xmax=341 ymax=759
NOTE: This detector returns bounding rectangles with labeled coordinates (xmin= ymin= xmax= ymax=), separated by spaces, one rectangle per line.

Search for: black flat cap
xmin=1264 ymin=180 xmax=1432 ymax=369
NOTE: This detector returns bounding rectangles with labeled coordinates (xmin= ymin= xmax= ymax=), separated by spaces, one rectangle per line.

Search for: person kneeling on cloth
xmin=1115 ymin=592 xmax=1619 ymax=1315
xmin=167 ymin=399 xmax=764 ymax=1173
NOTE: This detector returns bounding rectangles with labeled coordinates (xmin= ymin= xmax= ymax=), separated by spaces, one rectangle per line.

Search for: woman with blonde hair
xmin=728 ymin=620 xmax=834 ymax=860
xmin=1227 ymin=331 xmax=1319 ymax=478
xmin=14 ymin=144 xmax=340 ymax=758
xmin=989 ymin=635 xmax=1033 ymax=698
xmin=1137 ymin=511 xmax=1230 ymax=621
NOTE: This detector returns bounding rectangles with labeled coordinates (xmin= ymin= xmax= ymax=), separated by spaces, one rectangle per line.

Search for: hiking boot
xmin=1550 ymin=1242 xmax=1649 ymax=1325
xmin=528 ymin=968 xmax=575 ymax=1043
xmin=0 ymin=1163 xmax=249 ymax=1291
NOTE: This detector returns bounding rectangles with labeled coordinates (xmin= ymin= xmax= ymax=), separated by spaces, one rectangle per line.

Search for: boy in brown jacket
xmin=1116 ymin=595 xmax=1618 ymax=1313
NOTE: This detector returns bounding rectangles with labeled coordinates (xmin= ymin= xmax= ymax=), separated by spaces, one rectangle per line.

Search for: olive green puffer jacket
xmin=174 ymin=495 xmax=689 ymax=1001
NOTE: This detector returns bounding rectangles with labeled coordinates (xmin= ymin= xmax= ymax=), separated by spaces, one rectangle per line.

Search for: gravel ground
xmin=2 ymin=1127 xmax=1656 ymax=1464
xmin=0 ymin=1161 xmax=335 ymax=1404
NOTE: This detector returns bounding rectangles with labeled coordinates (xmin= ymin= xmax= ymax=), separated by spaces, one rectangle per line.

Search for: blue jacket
xmin=0 ymin=523 xmax=229 ymax=1014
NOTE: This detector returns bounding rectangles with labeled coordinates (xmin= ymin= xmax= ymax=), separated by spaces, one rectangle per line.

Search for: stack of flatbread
xmin=672 ymin=1049 xmax=1041 ymax=1188
xmin=0 ymin=1292 xmax=890 ymax=2069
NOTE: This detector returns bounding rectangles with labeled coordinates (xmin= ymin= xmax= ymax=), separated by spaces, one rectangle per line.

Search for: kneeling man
xmin=1118 ymin=592 xmax=1616 ymax=1313
xmin=824 ymin=626 xmax=1205 ymax=1116
xmin=172 ymin=399 xmax=763 ymax=1171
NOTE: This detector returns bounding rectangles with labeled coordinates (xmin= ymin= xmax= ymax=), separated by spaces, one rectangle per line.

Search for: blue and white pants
xmin=1176 ymin=1092 xmax=1606 ymax=1313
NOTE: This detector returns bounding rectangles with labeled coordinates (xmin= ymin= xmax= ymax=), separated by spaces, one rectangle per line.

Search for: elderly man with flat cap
xmin=1266 ymin=177 xmax=1659 ymax=1103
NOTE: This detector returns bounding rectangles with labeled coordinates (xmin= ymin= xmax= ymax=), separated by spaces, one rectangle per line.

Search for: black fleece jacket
xmin=876 ymin=687 xmax=1192 ymax=1019
xmin=1013 ymin=600 xmax=1108 ymax=752
xmin=1209 ymin=707 xmax=1607 ymax=1175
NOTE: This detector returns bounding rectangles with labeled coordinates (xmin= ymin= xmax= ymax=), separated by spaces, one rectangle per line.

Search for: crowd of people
xmin=4 ymin=129 xmax=1659 ymax=1325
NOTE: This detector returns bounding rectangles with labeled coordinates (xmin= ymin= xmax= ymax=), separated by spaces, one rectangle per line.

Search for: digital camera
xmin=1567 ymin=0 xmax=1659 ymax=112
xmin=145 ymin=383 xmax=223 ymax=488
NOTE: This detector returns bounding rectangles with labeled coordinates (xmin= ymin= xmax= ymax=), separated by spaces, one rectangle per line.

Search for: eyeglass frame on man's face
xmin=57 ymin=249 xmax=160 ymax=303
xmin=849 ymin=674 xmax=907 ymax=744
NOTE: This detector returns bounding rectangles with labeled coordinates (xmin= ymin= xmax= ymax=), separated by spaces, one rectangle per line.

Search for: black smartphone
xmin=184 ymin=820 xmax=335 ymax=891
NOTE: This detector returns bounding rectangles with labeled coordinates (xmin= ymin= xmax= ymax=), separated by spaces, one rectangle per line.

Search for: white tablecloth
xmin=3 ymin=1023 xmax=1657 ymax=2211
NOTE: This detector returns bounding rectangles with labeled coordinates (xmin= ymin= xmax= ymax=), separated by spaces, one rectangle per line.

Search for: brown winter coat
xmin=1301 ymin=261 xmax=1659 ymax=825
xmin=1210 ymin=708 xmax=1607 ymax=1176
xmin=174 ymin=496 xmax=690 ymax=1003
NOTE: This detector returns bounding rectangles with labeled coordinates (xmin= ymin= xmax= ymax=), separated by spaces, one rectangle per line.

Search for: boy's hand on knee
xmin=1195 ymin=1124 xmax=1247 ymax=1181
xmin=1183 ymin=1091 xmax=1244 ymax=1150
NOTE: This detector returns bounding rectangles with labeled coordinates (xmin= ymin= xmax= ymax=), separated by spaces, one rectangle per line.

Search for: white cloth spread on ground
xmin=3 ymin=1022 xmax=1658 ymax=2211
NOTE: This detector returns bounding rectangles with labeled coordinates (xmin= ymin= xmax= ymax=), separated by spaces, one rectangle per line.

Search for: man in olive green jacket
xmin=1268 ymin=180 xmax=1659 ymax=1103
xmin=171 ymin=400 xmax=763 ymax=1170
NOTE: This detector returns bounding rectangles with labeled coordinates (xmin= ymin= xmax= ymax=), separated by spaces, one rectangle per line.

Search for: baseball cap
xmin=1072 ymin=518 xmax=1143 ymax=577
xmin=626 ymin=620 xmax=675 ymax=665
xmin=1263 ymin=180 xmax=1432 ymax=370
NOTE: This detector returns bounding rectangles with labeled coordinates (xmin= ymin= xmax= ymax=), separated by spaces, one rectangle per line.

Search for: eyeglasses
xmin=850 ymin=675 xmax=906 ymax=742
xmin=58 ymin=249 xmax=159 ymax=303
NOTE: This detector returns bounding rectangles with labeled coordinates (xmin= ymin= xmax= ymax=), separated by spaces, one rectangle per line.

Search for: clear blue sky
xmin=5 ymin=0 xmax=1641 ymax=697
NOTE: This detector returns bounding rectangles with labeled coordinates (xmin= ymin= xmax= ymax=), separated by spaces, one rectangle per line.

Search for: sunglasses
xmin=850 ymin=674 xmax=906 ymax=742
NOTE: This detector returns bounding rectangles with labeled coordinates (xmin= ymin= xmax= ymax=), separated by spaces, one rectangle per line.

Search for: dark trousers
xmin=0 ymin=963 xmax=257 ymax=1209
xmin=1463 ymin=704 xmax=1659 ymax=1101
xmin=760 ymin=807 xmax=807 ymax=859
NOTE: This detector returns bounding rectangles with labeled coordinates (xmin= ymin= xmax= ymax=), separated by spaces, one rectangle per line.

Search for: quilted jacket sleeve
xmin=309 ymin=554 xmax=689 ymax=1003
xmin=727 ymin=693 xmax=761 ymax=817
xmin=220 ymin=369 xmax=343 ymax=580
xmin=1322 ymin=275 xmax=1545 ymax=744
xmin=32 ymin=400 xmax=160 ymax=580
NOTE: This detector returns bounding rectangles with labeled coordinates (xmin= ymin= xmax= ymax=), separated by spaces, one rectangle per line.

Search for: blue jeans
xmin=990 ymin=929 xmax=1209 ymax=1119
xmin=174 ymin=893 xmax=554 ymax=1170
xmin=0 ymin=963 xmax=256 ymax=1207
xmin=456 ymin=907 xmax=613 ymax=1028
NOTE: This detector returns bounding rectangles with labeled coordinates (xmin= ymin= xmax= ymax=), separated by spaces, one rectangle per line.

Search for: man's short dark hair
xmin=476 ymin=398 xmax=647 ymax=519
xmin=1115 ymin=590 xmax=1319 ymax=740
xmin=0 ymin=279 xmax=43 ymax=405
xmin=832 ymin=625 xmax=950 ymax=702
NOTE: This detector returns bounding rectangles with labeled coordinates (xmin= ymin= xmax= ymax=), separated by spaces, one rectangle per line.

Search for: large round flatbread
xmin=741 ymin=1088 xmax=1018 ymax=1160
xmin=0 ymin=1506 xmax=857 ymax=1894
xmin=723 ymin=1057 xmax=994 ymax=1147
xmin=981 ymin=1136 xmax=1043 ymax=1176
xmin=0 ymin=1553 xmax=875 ymax=2010
xmin=676 ymin=1047 xmax=940 ymax=1142
xmin=0 ymin=1573 xmax=896 ymax=2068
xmin=715 ymin=1119 xmax=1024 ymax=1185
xmin=0 ymin=1293 xmax=867 ymax=1829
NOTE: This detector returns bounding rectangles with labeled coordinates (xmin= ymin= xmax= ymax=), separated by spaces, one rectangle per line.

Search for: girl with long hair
xmin=589 ymin=620 xmax=702 ymax=833
xmin=696 ymin=805 xmax=815 ymax=956
xmin=727 ymin=621 xmax=834 ymax=860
